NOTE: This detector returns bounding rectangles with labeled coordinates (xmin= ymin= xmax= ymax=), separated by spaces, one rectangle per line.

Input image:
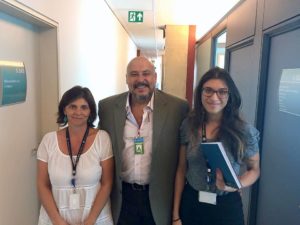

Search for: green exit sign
xmin=128 ymin=11 xmax=143 ymax=23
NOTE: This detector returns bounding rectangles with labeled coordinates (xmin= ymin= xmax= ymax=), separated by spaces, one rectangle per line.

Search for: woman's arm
xmin=216 ymin=153 xmax=260 ymax=191
xmin=37 ymin=160 xmax=69 ymax=225
xmin=83 ymin=157 xmax=114 ymax=225
xmin=172 ymin=145 xmax=187 ymax=225
xmin=239 ymin=152 xmax=260 ymax=188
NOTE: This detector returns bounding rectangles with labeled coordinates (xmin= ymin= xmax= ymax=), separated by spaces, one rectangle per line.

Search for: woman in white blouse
xmin=37 ymin=86 xmax=114 ymax=225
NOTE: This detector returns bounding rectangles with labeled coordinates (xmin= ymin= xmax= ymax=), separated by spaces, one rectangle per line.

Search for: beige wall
xmin=163 ymin=25 xmax=189 ymax=100
xmin=195 ymin=38 xmax=212 ymax=85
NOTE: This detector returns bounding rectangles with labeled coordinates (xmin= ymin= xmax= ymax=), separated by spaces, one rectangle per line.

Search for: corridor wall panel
xmin=227 ymin=0 xmax=257 ymax=47
xmin=263 ymin=0 xmax=300 ymax=30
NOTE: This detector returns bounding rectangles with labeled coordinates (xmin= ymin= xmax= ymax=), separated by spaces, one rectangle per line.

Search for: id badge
xmin=199 ymin=191 xmax=217 ymax=205
xmin=134 ymin=137 xmax=144 ymax=154
xmin=69 ymin=193 xmax=80 ymax=209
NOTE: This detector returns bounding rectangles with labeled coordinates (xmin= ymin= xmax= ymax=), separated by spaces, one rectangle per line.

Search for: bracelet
xmin=173 ymin=218 xmax=180 ymax=222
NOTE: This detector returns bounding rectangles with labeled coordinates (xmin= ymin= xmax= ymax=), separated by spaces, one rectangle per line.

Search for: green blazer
xmin=98 ymin=90 xmax=189 ymax=225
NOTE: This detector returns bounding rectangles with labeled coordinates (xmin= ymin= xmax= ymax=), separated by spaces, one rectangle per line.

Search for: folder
xmin=200 ymin=142 xmax=242 ymax=189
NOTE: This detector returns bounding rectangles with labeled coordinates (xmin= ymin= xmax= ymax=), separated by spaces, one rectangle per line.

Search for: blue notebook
xmin=200 ymin=142 xmax=242 ymax=189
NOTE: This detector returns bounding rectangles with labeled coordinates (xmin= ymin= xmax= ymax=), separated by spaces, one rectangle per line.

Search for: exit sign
xmin=128 ymin=11 xmax=143 ymax=23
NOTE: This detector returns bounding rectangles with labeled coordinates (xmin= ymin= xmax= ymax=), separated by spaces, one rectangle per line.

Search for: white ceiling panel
xmin=105 ymin=0 xmax=241 ymax=59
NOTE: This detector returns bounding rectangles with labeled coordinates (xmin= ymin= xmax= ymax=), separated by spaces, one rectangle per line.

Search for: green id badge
xmin=134 ymin=137 xmax=144 ymax=154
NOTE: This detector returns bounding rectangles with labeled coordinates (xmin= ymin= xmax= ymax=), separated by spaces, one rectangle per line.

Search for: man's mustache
xmin=134 ymin=82 xmax=150 ymax=89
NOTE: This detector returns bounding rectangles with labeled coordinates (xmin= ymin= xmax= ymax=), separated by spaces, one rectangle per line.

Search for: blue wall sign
xmin=0 ymin=61 xmax=27 ymax=106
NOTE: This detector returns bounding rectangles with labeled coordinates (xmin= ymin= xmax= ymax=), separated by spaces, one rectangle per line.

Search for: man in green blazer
xmin=98 ymin=56 xmax=189 ymax=225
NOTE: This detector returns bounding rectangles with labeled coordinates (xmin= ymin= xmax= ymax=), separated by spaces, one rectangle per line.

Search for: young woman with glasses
xmin=172 ymin=67 xmax=260 ymax=225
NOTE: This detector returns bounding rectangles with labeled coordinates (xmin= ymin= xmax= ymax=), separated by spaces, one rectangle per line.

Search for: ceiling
xmin=104 ymin=0 xmax=241 ymax=59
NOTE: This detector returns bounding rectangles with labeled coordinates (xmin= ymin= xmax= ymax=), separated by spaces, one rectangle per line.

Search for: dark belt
xmin=122 ymin=181 xmax=149 ymax=191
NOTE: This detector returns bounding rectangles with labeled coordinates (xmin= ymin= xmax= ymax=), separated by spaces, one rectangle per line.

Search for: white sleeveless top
xmin=37 ymin=130 xmax=113 ymax=225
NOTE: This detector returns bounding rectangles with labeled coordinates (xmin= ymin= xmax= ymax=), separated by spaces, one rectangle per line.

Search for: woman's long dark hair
xmin=190 ymin=67 xmax=247 ymax=160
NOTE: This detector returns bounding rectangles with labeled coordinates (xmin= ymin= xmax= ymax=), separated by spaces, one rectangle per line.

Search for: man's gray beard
xmin=132 ymin=92 xmax=153 ymax=103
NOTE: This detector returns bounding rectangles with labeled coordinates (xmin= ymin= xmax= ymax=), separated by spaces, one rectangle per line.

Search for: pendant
xmin=71 ymin=177 xmax=76 ymax=187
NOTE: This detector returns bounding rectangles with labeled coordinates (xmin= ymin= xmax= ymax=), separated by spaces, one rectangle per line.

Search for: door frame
xmin=0 ymin=0 xmax=60 ymax=136
xmin=251 ymin=14 xmax=300 ymax=225
xmin=0 ymin=1 xmax=59 ymax=224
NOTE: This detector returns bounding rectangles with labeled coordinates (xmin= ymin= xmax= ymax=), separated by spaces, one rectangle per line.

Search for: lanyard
xmin=202 ymin=123 xmax=213 ymax=189
xmin=66 ymin=126 xmax=89 ymax=188
xmin=201 ymin=123 xmax=207 ymax=143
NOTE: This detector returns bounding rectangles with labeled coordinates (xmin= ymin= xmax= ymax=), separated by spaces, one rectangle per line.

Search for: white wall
xmin=0 ymin=1 xmax=136 ymax=224
xmin=19 ymin=0 xmax=137 ymax=102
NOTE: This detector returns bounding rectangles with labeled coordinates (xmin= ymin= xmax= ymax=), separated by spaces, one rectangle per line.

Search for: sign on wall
xmin=128 ymin=11 xmax=143 ymax=23
xmin=0 ymin=61 xmax=26 ymax=106
xmin=279 ymin=68 xmax=300 ymax=117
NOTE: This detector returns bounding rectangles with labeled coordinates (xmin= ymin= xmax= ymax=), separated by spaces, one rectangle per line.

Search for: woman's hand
xmin=172 ymin=218 xmax=182 ymax=225
xmin=82 ymin=219 xmax=95 ymax=225
xmin=215 ymin=168 xmax=238 ymax=192
xmin=53 ymin=218 xmax=70 ymax=225
xmin=82 ymin=222 xmax=94 ymax=225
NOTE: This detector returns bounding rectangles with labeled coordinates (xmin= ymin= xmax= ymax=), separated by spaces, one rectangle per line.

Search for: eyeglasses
xmin=202 ymin=87 xmax=229 ymax=98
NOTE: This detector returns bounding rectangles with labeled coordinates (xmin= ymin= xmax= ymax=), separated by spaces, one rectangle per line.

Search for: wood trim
xmin=186 ymin=25 xmax=196 ymax=107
